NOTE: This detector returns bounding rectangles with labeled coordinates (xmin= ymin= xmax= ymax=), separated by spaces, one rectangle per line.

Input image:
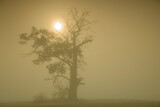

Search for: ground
xmin=1 ymin=100 xmax=160 ymax=107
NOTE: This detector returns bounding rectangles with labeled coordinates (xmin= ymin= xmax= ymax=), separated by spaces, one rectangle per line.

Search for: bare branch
xmin=54 ymin=55 xmax=72 ymax=67
xmin=77 ymin=39 xmax=92 ymax=48
xmin=66 ymin=19 xmax=73 ymax=34
xmin=77 ymin=77 xmax=85 ymax=85
xmin=79 ymin=82 xmax=85 ymax=85
xmin=67 ymin=8 xmax=94 ymax=39
xmin=45 ymin=74 xmax=69 ymax=81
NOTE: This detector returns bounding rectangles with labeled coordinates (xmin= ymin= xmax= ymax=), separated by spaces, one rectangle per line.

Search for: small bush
xmin=33 ymin=93 xmax=49 ymax=103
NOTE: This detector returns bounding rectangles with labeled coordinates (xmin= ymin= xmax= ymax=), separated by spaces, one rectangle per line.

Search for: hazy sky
xmin=0 ymin=0 xmax=160 ymax=102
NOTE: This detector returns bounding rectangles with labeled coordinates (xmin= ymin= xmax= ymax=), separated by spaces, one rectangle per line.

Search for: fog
xmin=0 ymin=0 xmax=160 ymax=103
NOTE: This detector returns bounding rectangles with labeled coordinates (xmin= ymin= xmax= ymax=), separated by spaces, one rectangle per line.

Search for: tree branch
xmin=79 ymin=82 xmax=85 ymax=85
xmin=45 ymin=75 xmax=70 ymax=84
xmin=77 ymin=39 xmax=92 ymax=48
xmin=54 ymin=55 xmax=72 ymax=67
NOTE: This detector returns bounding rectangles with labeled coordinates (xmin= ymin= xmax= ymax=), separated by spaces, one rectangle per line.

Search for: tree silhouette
xmin=19 ymin=8 xmax=94 ymax=101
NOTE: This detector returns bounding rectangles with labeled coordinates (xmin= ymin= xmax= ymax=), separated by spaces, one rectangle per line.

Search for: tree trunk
xmin=68 ymin=36 xmax=78 ymax=101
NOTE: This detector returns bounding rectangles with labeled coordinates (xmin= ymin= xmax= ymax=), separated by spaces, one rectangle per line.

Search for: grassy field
xmin=1 ymin=100 xmax=160 ymax=107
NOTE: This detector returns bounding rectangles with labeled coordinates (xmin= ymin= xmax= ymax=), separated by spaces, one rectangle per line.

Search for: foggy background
xmin=0 ymin=0 xmax=160 ymax=102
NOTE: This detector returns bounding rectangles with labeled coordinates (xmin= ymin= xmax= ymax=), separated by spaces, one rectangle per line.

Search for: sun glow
xmin=53 ymin=22 xmax=63 ymax=31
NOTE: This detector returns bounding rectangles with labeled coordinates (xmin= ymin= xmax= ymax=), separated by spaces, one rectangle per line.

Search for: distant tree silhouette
xmin=19 ymin=8 xmax=94 ymax=101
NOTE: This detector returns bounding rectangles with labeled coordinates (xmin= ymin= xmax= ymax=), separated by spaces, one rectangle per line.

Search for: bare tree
xmin=19 ymin=8 xmax=94 ymax=101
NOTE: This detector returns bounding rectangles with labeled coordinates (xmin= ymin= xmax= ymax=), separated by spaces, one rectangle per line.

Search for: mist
xmin=0 ymin=0 xmax=160 ymax=104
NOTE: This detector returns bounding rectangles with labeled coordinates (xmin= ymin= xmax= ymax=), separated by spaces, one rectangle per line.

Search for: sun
xmin=54 ymin=22 xmax=63 ymax=31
